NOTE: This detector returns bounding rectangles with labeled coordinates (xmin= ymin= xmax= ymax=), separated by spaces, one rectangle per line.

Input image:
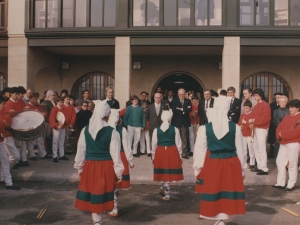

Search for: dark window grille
xmin=240 ymin=72 xmax=290 ymax=103
xmin=71 ymin=71 xmax=114 ymax=100
xmin=0 ymin=73 xmax=7 ymax=91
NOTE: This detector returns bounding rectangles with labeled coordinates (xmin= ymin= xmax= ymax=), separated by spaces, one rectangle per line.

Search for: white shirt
xmin=154 ymin=103 xmax=161 ymax=115
xmin=74 ymin=125 xmax=124 ymax=178
xmin=151 ymin=126 xmax=182 ymax=160
xmin=193 ymin=124 xmax=247 ymax=177
xmin=168 ymin=96 xmax=173 ymax=102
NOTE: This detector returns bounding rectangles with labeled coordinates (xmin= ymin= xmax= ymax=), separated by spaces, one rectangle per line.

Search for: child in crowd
xmin=188 ymin=96 xmax=200 ymax=156
xmin=62 ymin=94 xmax=76 ymax=130
xmin=49 ymin=97 xmax=69 ymax=163
xmin=140 ymin=101 xmax=151 ymax=157
xmin=238 ymin=100 xmax=256 ymax=169
xmin=123 ymin=95 xmax=145 ymax=157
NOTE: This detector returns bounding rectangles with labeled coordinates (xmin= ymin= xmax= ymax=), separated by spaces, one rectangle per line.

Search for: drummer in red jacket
xmin=3 ymin=87 xmax=21 ymax=169
xmin=49 ymin=96 xmax=69 ymax=163
xmin=0 ymin=97 xmax=20 ymax=190
xmin=21 ymin=92 xmax=52 ymax=162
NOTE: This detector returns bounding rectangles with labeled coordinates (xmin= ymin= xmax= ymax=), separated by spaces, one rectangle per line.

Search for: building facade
xmin=2 ymin=0 xmax=300 ymax=107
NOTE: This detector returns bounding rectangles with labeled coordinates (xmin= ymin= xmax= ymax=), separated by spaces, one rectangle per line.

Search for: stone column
xmin=115 ymin=37 xmax=131 ymax=108
xmin=7 ymin=0 xmax=31 ymax=88
xmin=222 ymin=37 xmax=240 ymax=95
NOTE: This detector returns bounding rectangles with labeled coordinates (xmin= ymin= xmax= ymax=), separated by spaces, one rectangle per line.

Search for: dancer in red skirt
xmin=152 ymin=110 xmax=184 ymax=202
xmin=193 ymin=96 xmax=247 ymax=225
xmin=74 ymin=101 xmax=124 ymax=225
xmin=107 ymin=109 xmax=134 ymax=217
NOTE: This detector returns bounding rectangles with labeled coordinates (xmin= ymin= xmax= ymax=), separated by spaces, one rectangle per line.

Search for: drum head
xmin=11 ymin=111 xmax=44 ymax=131
xmin=56 ymin=112 xmax=65 ymax=125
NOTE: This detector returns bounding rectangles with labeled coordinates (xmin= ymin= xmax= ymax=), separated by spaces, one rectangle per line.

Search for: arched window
xmin=240 ymin=72 xmax=290 ymax=103
xmin=71 ymin=71 xmax=114 ymax=100
xmin=0 ymin=73 xmax=7 ymax=90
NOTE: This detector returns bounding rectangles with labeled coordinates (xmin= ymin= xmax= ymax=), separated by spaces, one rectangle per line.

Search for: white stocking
xmin=112 ymin=190 xmax=119 ymax=214
xmin=160 ymin=181 xmax=164 ymax=190
xmin=163 ymin=182 xmax=170 ymax=198
xmin=92 ymin=213 xmax=102 ymax=225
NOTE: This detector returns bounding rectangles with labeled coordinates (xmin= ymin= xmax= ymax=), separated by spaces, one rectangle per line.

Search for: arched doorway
xmin=152 ymin=72 xmax=204 ymax=96
xmin=240 ymin=72 xmax=291 ymax=103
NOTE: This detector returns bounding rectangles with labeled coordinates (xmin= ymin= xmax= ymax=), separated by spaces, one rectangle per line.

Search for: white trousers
xmin=276 ymin=142 xmax=300 ymax=188
xmin=243 ymin=136 xmax=255 ymax=166
xmin=52 ymin=128 xmax=66 ymax=158
xmin=4 ymin=136 xmax=20 ymax=167
xmin=140 ymin=130 xmax=150 ymax=154
xmin=127 ymin=125 xmax=141 ymax=154
xmin=253 ymin=128 xmax=269 ymax=172
xmin=0 ymin=142 xmax=13 ymax=186
xmin=20 ymin=136 xmax=47 ymax=161
xmin=189 ymin=124 xmax=200 ymax=152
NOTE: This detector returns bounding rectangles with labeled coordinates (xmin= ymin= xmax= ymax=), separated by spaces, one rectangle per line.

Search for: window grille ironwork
xmin=71 ymin=71 xmax=114 ymax=100
xmin=0 ymin=73 xmax=7 ymax=91
xmin=240 ymin=72 xmax=290 ymax=103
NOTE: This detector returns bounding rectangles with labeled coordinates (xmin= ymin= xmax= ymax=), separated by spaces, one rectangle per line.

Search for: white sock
xmin=112 ymin=190 xmax=119 ymax=214
xmin=163 ymin=182 xmax=170 ymax=198
xmin=92 ymin=213 xmax=102 ymax=225
xmin=160 ymin=181 xmax=164 ymax=190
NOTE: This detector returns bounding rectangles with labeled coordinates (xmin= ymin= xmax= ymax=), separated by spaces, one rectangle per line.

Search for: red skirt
xmin=115 ymin=151 xmax=130 ymax=189
xmin=75 ymin=160 xmax=116 ymax=213
xmin=199 ymin=156 xmax=246 ymax=217
xmin=195 ymin=151 xmax=210 ymax=194
xmin=153 ymin=145 xmax=183 ymax=182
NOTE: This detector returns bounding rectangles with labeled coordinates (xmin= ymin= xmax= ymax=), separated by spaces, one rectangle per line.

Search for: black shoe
xmin=256 ymin=170 xmax=268 ymax=175
xmin=19 ymin=161 xmax=30 ymax=167
xmin=250 ymin=167 xmax=259 ymax=172
xmin=41 ymin=154 xmax=52 ymax=159
xmin=59 ymin=155 xmax=69 ymax=161
xmin=285 ymin=187 xmax=294 ymax=192
xmin=30 ymin=157 xmax=37 ymax=161
xmin=139 ymin=153 xmax=146 ymax=155
xmin=133 ymin=154 xmax=140 ymax=158
xmin=53 ymin=157 xmax=58 ymax=163
xmin=147 ymin=153 xmax=152 ymax=157
xmin=272 ymin=185 xmax=285 ymax=189
xmin=182 ymin=156 xmax=189 ymax=159
xmin=188 ymin=152 xmax=193 ymax=157
xmin=11 ymin=164 xmax=19 ymax=169
xmin=65 ymin=152 xmax=72 ymax=155
xmin=249 ymin=165 xmax=256 ymax=169
xmin=6 ymin=185 xmax=21 ymax=190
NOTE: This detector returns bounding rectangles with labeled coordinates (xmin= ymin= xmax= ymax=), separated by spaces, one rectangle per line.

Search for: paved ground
xmin=0 ymin=181 xmax=300 ymax=225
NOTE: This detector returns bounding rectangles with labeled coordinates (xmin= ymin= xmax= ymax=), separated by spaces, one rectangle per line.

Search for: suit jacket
xmin=145 ymin=103 xmax=163 ymax=134
xmin=171 ymin=98 xmax=192 ymax=128
xmin=268 ymin=101 xmax=280 ymax=143
xmin=228 ymin=98 xmax=242 ymax=124
xmin=105 ymin=98 xmax=120 ymax=109
xmin=198 ymin=98 xmax=214 ymax=125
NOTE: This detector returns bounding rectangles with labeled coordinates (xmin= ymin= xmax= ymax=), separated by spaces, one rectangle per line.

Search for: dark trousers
xmin=178 ymin=125 xmax=188 ymax=157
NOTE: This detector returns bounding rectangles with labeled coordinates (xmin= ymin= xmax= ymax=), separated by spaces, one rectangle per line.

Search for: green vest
xmin=205 ymin=121 xmax=237 ymax=159
xmin=116 ymin=125 xmax=124 ymax=152
xmin=157 ymin=125 xmax=176 ymax=146
xmin=85 ymin=125 xmax=113 ymax=160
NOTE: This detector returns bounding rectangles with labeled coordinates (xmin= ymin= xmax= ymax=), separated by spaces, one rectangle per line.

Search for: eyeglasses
xmin=82 ymin=105 xmax=88 ymax=107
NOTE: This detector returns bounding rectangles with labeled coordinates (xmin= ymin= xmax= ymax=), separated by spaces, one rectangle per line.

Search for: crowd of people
xmin=0 ymin=83 xmax=299 ymax=225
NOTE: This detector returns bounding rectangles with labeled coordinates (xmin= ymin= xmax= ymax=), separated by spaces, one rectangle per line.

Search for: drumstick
xmin=281 ymin=207 xmax=299 ymax=217
xmin=36 ymin=209 xmax=45 ymax=219
xmin=39 ymin=209 xmax=47 ymax=219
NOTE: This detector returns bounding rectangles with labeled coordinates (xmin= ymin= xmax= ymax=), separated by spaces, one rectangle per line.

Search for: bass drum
xmin=9 ymin=110 xmax=45 ymax=141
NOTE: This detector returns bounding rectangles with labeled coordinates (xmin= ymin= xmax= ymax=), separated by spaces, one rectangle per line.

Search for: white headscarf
xmin=160 ymin=110 xmax=173 ymax=132
xmin=88 ymin=100 xmax=111 ymax=140
xmin=206 ymin=96 xmax=231 ymax=140
xmin=108 ymin=108 xmax=120 ymax=129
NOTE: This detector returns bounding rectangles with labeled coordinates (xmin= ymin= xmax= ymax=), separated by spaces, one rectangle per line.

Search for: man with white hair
xmin=193 ymin=96 xmax=246 ymax=225
xmin=74 ymin=100 xmax=124 ymax=225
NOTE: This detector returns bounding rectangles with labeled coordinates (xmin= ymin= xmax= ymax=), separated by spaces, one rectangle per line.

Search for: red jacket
xmin=276 ymin=113 xmax=300 ymax=144
xmin=62 ymin=104 xmax=76 ymax=126
xmin=238 ymin=112 xmax=254 ymax=137
xmin=253 ymin=101 xmax=271 ymax=129
xmin=5 ymin=99 xmax=20 ymax=116
xmin=49 ymin=106 xmax=67 ymax=129
xmin=26 ymin=103 xmax=48 ymax=118
xmin=16 ymin=98 xmax=26 ymax=113
xmin=0 ymin=110 xmax=12 ymax=138
xmin=189 ymin=104 xmax=200 ymax=125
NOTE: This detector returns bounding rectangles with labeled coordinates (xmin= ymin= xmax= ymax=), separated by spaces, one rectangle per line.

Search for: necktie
xmin=230 ymin=98 xmax=234 ymax=108
xmin=181 ymin=100 xmax=184 ymax=107
xmin=206 ymin=100 xmax=208 ymax=109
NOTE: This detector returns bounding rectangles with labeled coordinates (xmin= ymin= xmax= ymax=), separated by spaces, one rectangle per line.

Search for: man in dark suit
xmin=171 ymin=88 xmax=192 ymax=159
xmin=198 ymin=89 xmax=214 ymax=125
xmin=104 ymin=87 xmax=120 ymax=109
xmin=227 ymin=86 xmax=242 ymax=124
xmin=146 ymin=92 xmax=163 ymax=140
xmin=268 ymin=92 xmax=283 ymax=158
